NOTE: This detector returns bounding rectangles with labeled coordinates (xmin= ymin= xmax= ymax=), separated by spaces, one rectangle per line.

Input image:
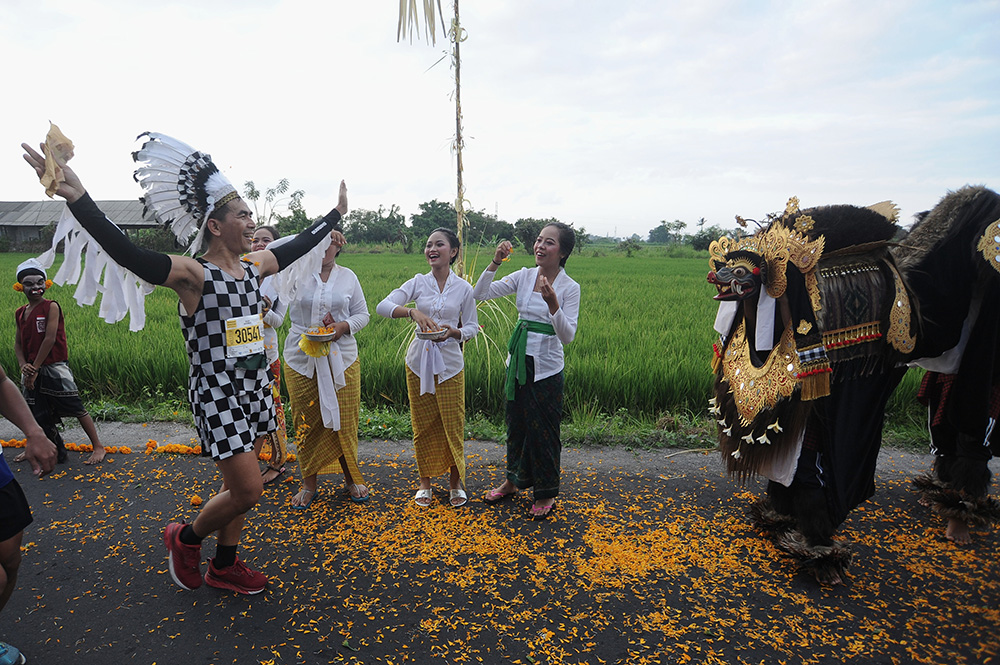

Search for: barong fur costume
xmin=895 ymin=186 xmax=1000 ymax=529
xmin=707 ymin=197 xmax=916 ymax=584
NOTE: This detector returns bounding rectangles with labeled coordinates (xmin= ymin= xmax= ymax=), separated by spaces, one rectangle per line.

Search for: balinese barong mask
xmin=707 ymin=250 xmax=767 ymax=302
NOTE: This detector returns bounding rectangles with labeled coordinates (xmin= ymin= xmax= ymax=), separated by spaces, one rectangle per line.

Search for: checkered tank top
xmin=180 ymin=259 xmax=263 ymax=371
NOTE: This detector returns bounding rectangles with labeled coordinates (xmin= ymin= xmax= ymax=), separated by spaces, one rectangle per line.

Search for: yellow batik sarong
xmin=286 ymin=359 xmax=364 ymax=483
xmin=406 ymin=366 xmax=466 ymax=484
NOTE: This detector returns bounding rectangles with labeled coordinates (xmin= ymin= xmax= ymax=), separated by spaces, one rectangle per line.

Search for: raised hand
xmin=21 ymin=142 xmax=86 ymax=202
xmin=538 ymin=275 xmax=559 ymax=312
xmin=493 ymin=240 xmax=513 ymax=266
xmin=335 ymin=180 xmax=348 ymax=216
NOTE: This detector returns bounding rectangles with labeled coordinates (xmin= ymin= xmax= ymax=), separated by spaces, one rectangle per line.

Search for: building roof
xmin=0 ymin=200 xmax=156 ymax=229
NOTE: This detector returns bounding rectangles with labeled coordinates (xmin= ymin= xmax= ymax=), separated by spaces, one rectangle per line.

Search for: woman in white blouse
xmin=376 ymin=228 xmax=479 ymax=507
xmin=474 ymin=223 xmax=580 ymax=520
xmin=251 ymin=225 xmax=290 ymax=486
xmin=284 ymin=233 xmax=370 ymax=509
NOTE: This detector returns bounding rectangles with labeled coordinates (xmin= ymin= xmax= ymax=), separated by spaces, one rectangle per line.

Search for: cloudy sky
xmin=2 ymin=0 xmax=997 ymax=238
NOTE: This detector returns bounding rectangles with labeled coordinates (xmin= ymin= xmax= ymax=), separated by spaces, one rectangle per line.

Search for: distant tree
xmin=648 ymin=220 xmax=686 ymax=244
xmin=573 ymin=226 xmax=589 ymax=254
xmin=691 ymin=224 xmax=728 ymax=251
xmin=273 ymin=208 xmax=318 ymax=236
xmin=648 ymin=221 xmax=671 ymax=244
xmin=409 ymin=200 xmax=514 ymax=247
xmin=467 ymin=209 xmax=515 ymax=246
xmin=345 ymin=205 xmax=410 ymax=250
xmin=243 ymin=178 xmax=305 ymax=227
xmin=617 ymin=237 xmax=643 ymax=257
xmin=410 ymin=199 xmax=456 ymax=241
xmin=514 ymin=217 xmax=564 ymax=255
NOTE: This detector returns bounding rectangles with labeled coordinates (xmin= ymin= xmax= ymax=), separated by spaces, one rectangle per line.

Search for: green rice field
xmin=0 ymin=250 xmax=924 ymax=430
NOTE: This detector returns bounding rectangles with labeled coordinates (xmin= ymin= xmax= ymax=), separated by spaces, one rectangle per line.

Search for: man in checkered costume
xmin=22 ymin=137 xmax=347 ymax=595
xmin=184 ymin=259 xmax=278 ymax=461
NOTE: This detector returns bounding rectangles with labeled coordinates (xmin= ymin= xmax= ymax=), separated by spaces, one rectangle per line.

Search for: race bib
xmin=225 ymin=315 xmax=264 ymax=358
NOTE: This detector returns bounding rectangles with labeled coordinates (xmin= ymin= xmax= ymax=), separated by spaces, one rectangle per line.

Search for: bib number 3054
xmin=225 ymin=315 xmax=265 ymax=358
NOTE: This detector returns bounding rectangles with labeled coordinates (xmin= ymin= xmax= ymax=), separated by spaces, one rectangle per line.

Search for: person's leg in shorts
xmin=164 ymin=440 xmax=266 ymax=594
xmin=39 ymin=364 xmax=105 ymax=465
xmin=1 ymin=478 xmax=34 ymax=664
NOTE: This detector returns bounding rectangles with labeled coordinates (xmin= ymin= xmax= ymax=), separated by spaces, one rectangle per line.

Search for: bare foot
xmin=84 ymin=447 xmax=106 ymax=465
xmin=946 ymin=517 xmax=972 ymax=544
xmin=917 ymin=496 xmax=931 ymax=507
xmin=13 ymin=452 xmax=26 ymax=463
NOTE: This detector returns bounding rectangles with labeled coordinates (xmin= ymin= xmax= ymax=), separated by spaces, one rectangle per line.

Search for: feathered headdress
xmin=132 ymin=132 xmax=240 ymax=255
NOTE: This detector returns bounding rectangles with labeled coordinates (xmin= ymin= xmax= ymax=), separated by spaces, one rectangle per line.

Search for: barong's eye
xmin=725 ymin=259 xmax=759 ymax=279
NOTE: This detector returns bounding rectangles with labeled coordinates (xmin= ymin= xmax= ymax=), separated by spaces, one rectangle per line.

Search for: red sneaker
xmin=204 ymin=557 xmax=267 ymax=595
xmin=163 ymin=523 xmax=203 ymax=590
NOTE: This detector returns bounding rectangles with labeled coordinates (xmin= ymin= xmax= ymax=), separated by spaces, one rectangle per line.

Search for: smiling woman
xmin=376 ymin=227 xmax=479 ymax=508
xmin=283 ymin=229 xmax=371 ymax=509
xmin=474 ymin=223 xmax=580 ymax=520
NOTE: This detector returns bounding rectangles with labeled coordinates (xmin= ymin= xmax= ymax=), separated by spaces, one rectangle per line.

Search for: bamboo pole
xmin=451 ymin=0 xmax=467 ymax=277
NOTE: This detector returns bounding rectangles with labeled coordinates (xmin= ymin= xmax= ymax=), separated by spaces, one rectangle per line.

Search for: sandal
xmin=414 ymin=488 xmax=433 ymax=507
xmin=0 ymin=641 xmax=26 ymax=665
xmin=529 ymin=501 xmax=556 ymax=521
xmin=483 ymin=487 xmax=516 ymax=504
xmin=347 ymin=483 xmax=370 ymax=503
xmin=450 ymin=488 xmax=468 ymax=508
xmin=291 ymin=488 xmax=318 ymax=510
xmin=262 ymin=465 xmax=286 ymax=485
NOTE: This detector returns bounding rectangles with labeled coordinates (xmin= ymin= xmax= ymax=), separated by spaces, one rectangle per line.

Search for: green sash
xmin=235 ymin=352 xmax=268 ymax=370
xmin=506 ymin=319 xmax=556 ymax=401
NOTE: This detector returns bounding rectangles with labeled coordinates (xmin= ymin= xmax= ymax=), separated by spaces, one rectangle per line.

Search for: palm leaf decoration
xmin=397 ymin=0 xmax=446 ymax=45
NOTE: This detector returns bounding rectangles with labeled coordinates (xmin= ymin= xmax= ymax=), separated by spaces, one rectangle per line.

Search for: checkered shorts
xmin=189 ymin=364 xmax=275 ymax=460
xmin=182 ymin=260 xmax=276 ymax=461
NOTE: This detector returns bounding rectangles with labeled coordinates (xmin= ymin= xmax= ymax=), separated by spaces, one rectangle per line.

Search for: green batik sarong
xmin=506 ymin=319 xmax=555 ymax=401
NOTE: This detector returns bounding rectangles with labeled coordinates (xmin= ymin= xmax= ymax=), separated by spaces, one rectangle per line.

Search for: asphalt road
xmin=1 ymin=420 xmax=998 ymax=665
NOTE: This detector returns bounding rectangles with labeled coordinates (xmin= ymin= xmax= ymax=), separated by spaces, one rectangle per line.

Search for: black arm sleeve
xmin=67 ymin=193 xmax=172 ymax=285
xmin=269 ymin=209 xmax=343 ymax=271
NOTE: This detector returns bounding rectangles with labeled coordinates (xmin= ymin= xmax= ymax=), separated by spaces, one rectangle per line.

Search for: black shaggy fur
xmin=894 ymin=187 xmax=1000 ymax=521
xmin=791 ymin=204 xmax=900 ymax=251
xmin=895 ymin=186 xmax=1000 ymax=359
